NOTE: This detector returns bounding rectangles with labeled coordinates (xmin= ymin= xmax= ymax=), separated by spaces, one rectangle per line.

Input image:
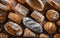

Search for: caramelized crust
xmin=44 ymin=22 xmax=56 ymax=34
xmin=4 ymin=22 xmax=23 ymax=36
xmin=8 ymin=12 xmax=23 ymax=24
xmin=46 ymin=9 xmax=59 ymax=21
xmin=26 ymin=0 xmax=44 ymax=11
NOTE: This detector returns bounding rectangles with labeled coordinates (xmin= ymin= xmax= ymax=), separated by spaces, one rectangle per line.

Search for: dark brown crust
xmin=56 ymin=20 xmax=60 ymax=26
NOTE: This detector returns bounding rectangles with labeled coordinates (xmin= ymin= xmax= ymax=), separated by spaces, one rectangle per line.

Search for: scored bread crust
xmin=47 ymin=0 xmax=60 ymax=11
xmin=4 ymin=22 xmax=23 ymax=36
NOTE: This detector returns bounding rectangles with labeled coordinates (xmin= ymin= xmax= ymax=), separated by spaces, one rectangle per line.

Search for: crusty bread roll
xmin=14 ymin=4 xmax=29 ymax=16
xmin=23 ymin=28 xmax=35 ymax=37
xmin=0 ymin=3 xmax=10 ymax=11
xmin=4 ymin=21 xmax=23 ymax=36
xmin=26 ymin=0 xmax=44 ymax=11
xmin=39 ymin=34 xmax=49 ymax=38
xmin=44 ymin=22 xmax=56 ymax=34
xmin=31 ymin=10 xmax=45 ymax=23
xmin=47 ymin=0 xmax=60 ymax=11
xmin=8 ymin=12 xmax=23 ymax=24
xmin=0 ymin=0 xmax=17 ymax=10
xmin=54 ymin=34 xmax=60 ymax=38
xmin=46 ymin=9 xmax=59 ymax=21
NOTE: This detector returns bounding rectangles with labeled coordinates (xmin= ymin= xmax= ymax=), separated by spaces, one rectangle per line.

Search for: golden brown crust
xmin=0 ymin=0 xmax=17 ymax=10
xmin=4 ymin=24 xmax=16 ymax=35
xmin=54 ymin=34 xmax=60 ymax=38
xmin=44 ymin=22 xmax=56 ymax=34
xmin=26 ymin=0 xmax=44 ymax=11
xmin=0 ymin=3 xmax=11 ymax=11
xmin=31 ymin=10 xmax=45 ymax=23
xmin=8 ymin=12 xmax=22 ymax=24
xmin=14 ymin=4 xmax=29 ymax=16
xmin=4 ymin=22 xmax=23 ymax=36
xmin=46 ymin=9 xmax=59 ymax=21
xmin=23 ymin=28 xmax=35 ymax=37
xmin=39 ymin=34 xmax=49 ymax=38
xmin=47 ymin=0 xmax=60 ymax=11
